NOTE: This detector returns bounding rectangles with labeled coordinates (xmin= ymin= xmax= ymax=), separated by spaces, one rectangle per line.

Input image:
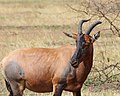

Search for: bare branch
xmin=66 ymin=4 xmax=88 ymax=15
xmin=112 ymin=11 xmax=120 ymax=22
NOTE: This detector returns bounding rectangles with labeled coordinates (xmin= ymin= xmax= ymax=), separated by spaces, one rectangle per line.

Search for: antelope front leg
xmin=53 ymin=84 xmax=66 ymax=96
xmin=73 ymin=90 xmax=81 ymax=96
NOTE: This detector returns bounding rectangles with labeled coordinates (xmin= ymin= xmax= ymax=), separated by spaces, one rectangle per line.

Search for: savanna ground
xmin=0 ymin=0 xmax=120 ymax=96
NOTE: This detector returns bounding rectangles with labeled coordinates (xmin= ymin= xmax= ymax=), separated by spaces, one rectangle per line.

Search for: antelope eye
xmin=82 ymin=42 xmax=90 ymax=48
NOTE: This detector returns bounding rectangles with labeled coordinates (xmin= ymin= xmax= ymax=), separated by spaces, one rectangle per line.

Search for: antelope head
xmin=64 ymin=19 xmax=102 ymax=68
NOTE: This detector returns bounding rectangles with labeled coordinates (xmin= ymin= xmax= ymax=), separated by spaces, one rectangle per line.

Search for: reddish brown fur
xmin=2 ymin=37 xmax=93 ymax=95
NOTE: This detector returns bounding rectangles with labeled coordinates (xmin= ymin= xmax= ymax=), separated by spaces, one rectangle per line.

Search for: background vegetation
xmin=0 ymin=0 xmax=120 ymax=96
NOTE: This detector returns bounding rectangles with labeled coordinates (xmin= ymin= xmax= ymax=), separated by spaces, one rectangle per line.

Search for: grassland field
xmin=0 ymin=0 xmax=120 ymax=96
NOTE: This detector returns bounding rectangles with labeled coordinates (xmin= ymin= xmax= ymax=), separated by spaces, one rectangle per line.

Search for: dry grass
xmin=0 ymin=0 xmax=120 ymax=96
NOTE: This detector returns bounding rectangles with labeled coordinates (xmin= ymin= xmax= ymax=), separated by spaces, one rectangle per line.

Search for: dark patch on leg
xmin=73 ymin=90 xmax=81 ymax=96
xmin=4 ymin=79 xmax=13 ymax=96
xmin=10 ymin=81 xmax=24 ymax=96
xmin=53 ymin=84 xmax=66 ymax=96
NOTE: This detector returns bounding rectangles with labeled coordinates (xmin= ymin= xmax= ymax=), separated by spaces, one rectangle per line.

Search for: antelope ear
xmin=92 ymin=31 xmax=100 ymax=42
xmin=63 ymin=32 xmax=77 ymax=39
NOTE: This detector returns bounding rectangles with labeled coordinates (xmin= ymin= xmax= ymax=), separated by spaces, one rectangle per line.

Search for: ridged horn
xmin=86 ymin=21 xmax=102 ymax=35
xmin=78 ymin=19 xmax=90 ymax=35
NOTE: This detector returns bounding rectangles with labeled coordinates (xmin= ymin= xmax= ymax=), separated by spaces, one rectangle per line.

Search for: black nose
xmin=70 ymin=60 xmax=79 ymax=68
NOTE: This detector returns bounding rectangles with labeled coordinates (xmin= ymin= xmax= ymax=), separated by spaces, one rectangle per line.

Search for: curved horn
xmin=78 ymin=19 xmax=90 ymax=35
xmin=86 ymin=21 xmax=102 ymax=35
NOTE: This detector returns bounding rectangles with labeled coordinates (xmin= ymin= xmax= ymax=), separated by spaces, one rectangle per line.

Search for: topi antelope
xmin=2 ymin=19 xmax=102 ymax=96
